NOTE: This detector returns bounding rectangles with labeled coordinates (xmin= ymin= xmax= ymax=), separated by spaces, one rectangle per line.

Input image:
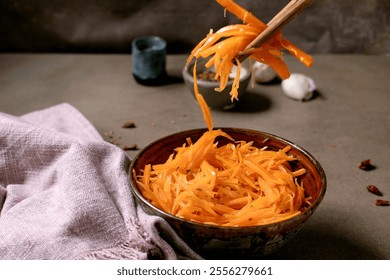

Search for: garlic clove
xmin=252 ymin=61 xmax=277 ymax=83
xmin=281 ymin=73 xmax=316 ymax=101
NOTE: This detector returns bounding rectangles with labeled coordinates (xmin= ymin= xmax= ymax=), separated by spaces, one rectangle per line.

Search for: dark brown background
xmin=1 ymin=0 xmax=389 ymax=54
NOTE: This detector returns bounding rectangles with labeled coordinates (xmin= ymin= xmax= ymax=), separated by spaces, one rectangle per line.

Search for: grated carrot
xmin=186 ymin=0 xmax=313 ymax=103
xmin=135 ymin=129 xmax=309 ymax=227
xmin=192 ymin=61 xmax=214 ymax=131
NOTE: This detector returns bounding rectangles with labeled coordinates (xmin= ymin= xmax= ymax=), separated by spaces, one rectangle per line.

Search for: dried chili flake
xmin=375 ymin=199 xmax=390 ymax=206
xmin=358 ymin=159 xmax=375 ymax=171
xmin=122 ymin=144 xmax=138 ymax=151
xmin=122 ymin=121 xmax=136 ymax=128
xmin=367 ymin=185 xmax=383 ymax=196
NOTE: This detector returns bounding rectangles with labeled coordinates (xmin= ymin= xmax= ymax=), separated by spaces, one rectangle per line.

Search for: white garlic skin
xmin=281 ymin=73 xmax=316 ymax=101
xmin=252 ymin=61 xmax=277 ymax=83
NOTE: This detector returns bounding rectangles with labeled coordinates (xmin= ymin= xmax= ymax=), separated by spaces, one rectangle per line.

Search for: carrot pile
xmin=134 ymin=0 xmax=312 ymax=227
xmin=134 ymin=129 xmax=309 ymax=227
xmin=186 ymin=0 xmax=313 ymax=103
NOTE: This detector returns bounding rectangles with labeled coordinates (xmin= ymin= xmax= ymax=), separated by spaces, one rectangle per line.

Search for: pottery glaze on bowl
xmin=129 ymin=128 xmax=326 ymax=259
xmin=182 ymin=59 xmax=251 ymax=110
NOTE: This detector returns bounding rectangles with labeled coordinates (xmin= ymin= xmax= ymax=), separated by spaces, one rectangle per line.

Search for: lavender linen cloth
xmin=0 ymin=103 xmax=201 ymax=260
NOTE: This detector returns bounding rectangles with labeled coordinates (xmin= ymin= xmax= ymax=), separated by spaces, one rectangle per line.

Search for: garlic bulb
xmin=281 ymin=73 xmax=316 ymax=101
xmin=252 ymin=61 xmax=277 ymax=83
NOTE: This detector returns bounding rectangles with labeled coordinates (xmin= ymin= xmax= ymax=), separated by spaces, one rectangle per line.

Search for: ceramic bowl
xmin=182 ymin=59 xmax=251 ymax=110
xmin=129 ymin=128 xmax=326 ymax=259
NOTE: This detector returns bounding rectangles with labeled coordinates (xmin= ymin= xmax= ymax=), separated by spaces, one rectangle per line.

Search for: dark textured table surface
xmin=0 ymin=53 xmax=389 ymax=259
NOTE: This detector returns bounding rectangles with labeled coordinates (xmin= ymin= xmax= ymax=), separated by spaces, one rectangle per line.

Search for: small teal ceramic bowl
xmin=129 ymin=128 xmax=326 ymax=259
xmin=182 ymin=59 xmax=251 ymax=110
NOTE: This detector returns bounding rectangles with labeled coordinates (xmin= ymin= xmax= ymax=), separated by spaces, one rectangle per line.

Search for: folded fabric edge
xmin=76 ymin=239 xmax=154 ymax=260
xmin=136 ymin=206 xmax=203 ymax=260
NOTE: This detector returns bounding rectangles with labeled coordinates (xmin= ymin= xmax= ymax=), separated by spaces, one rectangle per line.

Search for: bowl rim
xmin=129 ymin=127 xmax=327 ymax=230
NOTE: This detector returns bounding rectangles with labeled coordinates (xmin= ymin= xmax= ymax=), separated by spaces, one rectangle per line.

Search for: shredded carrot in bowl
xmin=134 ymin=129 xmax=310 ymax=227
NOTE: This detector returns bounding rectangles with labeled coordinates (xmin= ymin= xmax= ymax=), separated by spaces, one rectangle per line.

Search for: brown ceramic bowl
xmin=182 ymin=59 xmax=251 ymax=110
xmin=129 ymin=128 xmax=326 ymax=259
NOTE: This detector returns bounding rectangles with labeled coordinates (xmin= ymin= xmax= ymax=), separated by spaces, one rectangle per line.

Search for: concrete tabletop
xmin=0 ymin=53 xmax=389 ymax=259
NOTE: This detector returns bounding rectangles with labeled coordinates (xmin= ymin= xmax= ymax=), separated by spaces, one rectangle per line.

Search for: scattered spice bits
xmin=367 ymin=185 xmax=383 ymax=196
xmin=196 ymin=69 xmax=233 ymax=82
xmin=122 ymin=121 xmax=136 ymax=128
xmin=196 ymin=69 xmax=217 ymax=82
xmin=358 ymin=159 xmax=375 ymax=171
xmin=104 ymin=131 xmax=121 ymax=145
xmin=103 ymin=130 xmax=139 ymax=151
xmin=375 ymin=199 xmax=390 ymax=206
xmin=357 ymin=160 xmax=388 ymax=207
xmin=122 ymin=144 xmax=138 ymax=151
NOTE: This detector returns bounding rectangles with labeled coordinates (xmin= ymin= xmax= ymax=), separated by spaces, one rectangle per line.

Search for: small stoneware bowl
xmin=182 ymin=59 xmax=251 ymax=110
xmin=129 ymin=128 xmax=326 ymax=259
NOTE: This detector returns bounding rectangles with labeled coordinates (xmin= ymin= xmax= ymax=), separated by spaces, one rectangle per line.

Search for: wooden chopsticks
xmin=236 ymin=0 xmax=314 ymax=63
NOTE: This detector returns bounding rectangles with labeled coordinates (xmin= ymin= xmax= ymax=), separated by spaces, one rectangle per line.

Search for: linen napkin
xmin=0 ymin=103 xmax=201 ymax=260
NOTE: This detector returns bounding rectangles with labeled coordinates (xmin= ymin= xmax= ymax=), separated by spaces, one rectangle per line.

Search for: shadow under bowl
xmin=129 ymin=128 xmax=326 ymax=259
